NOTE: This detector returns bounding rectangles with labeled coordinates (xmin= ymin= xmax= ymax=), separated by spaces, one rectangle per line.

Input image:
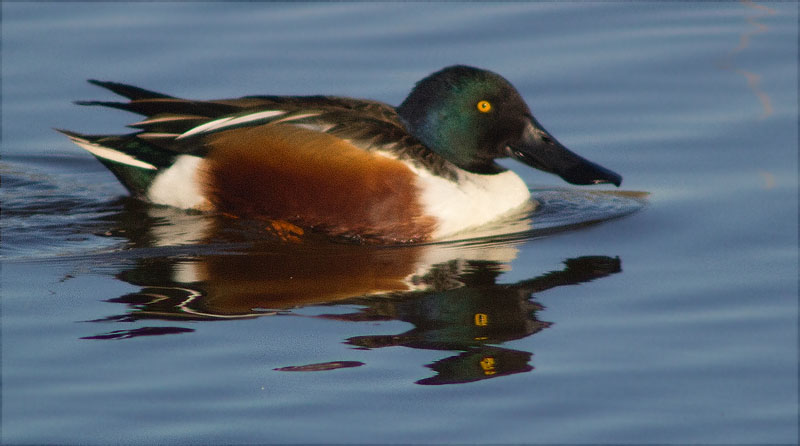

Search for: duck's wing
xmin=78 ymin=80 xmax=402 ymax=134
xmin=75 ymin=80 xmax=457 ymax=177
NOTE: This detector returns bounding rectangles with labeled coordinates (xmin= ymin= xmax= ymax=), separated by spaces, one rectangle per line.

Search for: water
xmin=1 ymin=2 xmax=797 ymax=443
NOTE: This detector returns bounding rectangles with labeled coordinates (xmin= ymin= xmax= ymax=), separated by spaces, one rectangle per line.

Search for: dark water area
xmin=1 ymin=2 xmax=797 ymax=444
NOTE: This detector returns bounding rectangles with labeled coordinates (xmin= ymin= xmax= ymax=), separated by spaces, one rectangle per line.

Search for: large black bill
xmin=508 ymin=119 xmax=622 ymax=187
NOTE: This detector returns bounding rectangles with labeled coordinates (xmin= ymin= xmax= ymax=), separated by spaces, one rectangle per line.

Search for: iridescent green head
xmin=398 ymin=65 xmax=621 ymax=186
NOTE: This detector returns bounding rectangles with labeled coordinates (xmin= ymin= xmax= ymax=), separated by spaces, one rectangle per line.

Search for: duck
xmin=60 ymin=65 xmax=621 ymax=243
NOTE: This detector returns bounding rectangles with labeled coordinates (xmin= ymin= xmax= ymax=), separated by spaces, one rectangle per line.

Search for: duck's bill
xmin=508 ymin=119 xmax=622 ymax=187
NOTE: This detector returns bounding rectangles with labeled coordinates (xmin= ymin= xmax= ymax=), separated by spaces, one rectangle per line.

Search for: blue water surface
xmin=1 ymin=2 xmax=797 ymax=444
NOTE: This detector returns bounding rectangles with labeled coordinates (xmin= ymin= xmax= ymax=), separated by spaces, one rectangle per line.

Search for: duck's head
xmin=397 ymin=65 xmax=621 ymax=186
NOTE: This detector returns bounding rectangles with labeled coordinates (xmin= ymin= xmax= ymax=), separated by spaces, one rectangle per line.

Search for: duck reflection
xmin=84 ymin=198 xmax=625 ymax=384
xmin=86 ymin=244 xmax=620 ymax=384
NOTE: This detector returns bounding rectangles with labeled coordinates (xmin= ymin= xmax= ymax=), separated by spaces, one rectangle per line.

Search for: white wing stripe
xmin=273 ymin=112 xmax=321 ymax=123
xmin=176 ymin=110 xmax=286 ymax=139
xmin=217 ymin=110 xmax=288 ymax=128
xmin=134 ymin=116 xmax=203 ymax=125
xmin=176 ymin=117 xmax=234 ymax=139
xmin=70 ymin=137 xmax=157 ymax=170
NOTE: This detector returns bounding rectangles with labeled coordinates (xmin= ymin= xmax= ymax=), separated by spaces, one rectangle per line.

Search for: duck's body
xmin=62 ymin=66 xmax=621 ymax=243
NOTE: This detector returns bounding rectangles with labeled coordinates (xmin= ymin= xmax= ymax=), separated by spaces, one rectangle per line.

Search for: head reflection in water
xmin=84 ymin=236 xmax=621 ymax=385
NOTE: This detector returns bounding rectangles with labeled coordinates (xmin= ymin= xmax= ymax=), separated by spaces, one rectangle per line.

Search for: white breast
xmin=408 ymin=164 xmax=534 ymax=239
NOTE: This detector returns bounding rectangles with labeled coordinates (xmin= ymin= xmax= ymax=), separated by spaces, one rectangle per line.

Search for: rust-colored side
xmin=200 ymin=124 xmax=437 ymax=243
xmin=199 ymin=244 xmax=427 ymax=312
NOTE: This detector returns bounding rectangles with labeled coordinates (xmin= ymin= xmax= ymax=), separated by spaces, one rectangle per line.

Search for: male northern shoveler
xmin=60 ymin=65 xmax=621 ymax=243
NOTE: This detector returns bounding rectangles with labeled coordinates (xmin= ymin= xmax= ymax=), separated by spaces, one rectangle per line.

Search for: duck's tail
xmin=58 ymin=79 xmax=228 ymax=196
xmin=56 ymin=129 xmax=174 ymax=196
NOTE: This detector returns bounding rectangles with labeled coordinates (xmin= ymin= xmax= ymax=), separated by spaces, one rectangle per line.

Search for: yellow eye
xmin=477 ymin=100 xmax=492 ymax=113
